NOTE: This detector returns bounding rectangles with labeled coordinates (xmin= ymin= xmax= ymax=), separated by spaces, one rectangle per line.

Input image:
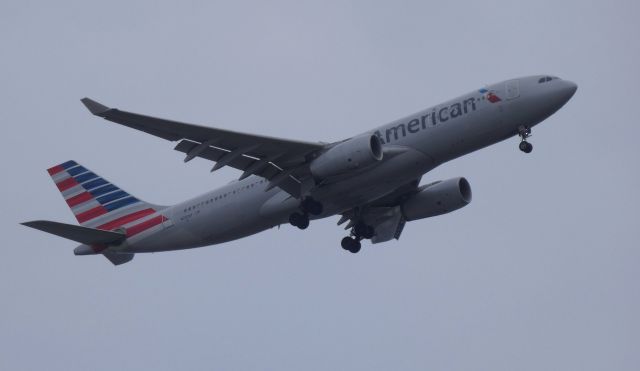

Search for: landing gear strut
xmin=518 ymin=125 xmax=533 ymax=153
xmin=353 ymin=222 xmax=375 ymax=240
xmin=288 ymin=197 xmax=323 ymax=230
xmin=341 ymin=222 xmax=374 ymax=253
xmin=301 ymin=197 xmax=323 ymax=216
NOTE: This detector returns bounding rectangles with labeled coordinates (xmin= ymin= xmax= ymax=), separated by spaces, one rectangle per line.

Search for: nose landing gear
xmin=518 ymin=125 xmax=533 ymax=153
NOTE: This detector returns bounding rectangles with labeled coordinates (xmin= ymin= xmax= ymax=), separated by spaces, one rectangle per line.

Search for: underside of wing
xmin=337 ymin=178 xmax=421 ymax=243
xmin=81 ymin=98 xmax=326 ymax=197
xmin=173 ymin=139 xmax=304 ymax=197
xmin=361 ymin=207 xmax=407 ymax=243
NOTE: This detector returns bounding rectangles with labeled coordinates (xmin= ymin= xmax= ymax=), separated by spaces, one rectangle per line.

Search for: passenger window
xmin=538 ymin=77 xmax=545 ymax=83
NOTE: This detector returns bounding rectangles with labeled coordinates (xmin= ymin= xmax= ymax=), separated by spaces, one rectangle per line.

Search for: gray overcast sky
xmin=1 ymin=1 xmax=638 ymax=370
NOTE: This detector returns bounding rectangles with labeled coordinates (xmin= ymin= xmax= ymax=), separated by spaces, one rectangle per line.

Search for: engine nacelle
xmin=401 ymin=177 xmax=472 ymax=221
xmin=310 ymin=134 xmax=383 ymax=180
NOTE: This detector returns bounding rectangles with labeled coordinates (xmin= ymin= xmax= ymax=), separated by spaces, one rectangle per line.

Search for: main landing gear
xmin=341 ymin=236 xmax=361 ymax=253
xmin=289 ymin=197 xmax=323 ymax=230
xmin=518 ymin=125 xmax=533 ymax=153
xmin=288 ymin=212 xmax=309 ymax=229
xmin=341 ymin=222 xmax=375 ymax=254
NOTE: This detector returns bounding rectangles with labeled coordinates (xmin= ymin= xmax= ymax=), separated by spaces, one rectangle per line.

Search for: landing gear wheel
xmin=289 ymin=212 xmax=309 ymax=230
xmin=341 ymin=237 xmax=353 ymax=250
xmin=350 ymin=239 xmax=361 ymax=253
xmin=297 ymin=216 xmax=309 ymax=230
xmin=288 ymin=213 xmax=300 ymax=226
xmin=519 ymin=141 xmax=533 ymax=153
xmin=341 ymin=237 xmax=361 ymax=253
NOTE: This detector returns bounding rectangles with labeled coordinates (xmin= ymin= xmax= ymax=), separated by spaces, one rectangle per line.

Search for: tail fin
xmin=47 ymin=160 xmax=164 ymax=231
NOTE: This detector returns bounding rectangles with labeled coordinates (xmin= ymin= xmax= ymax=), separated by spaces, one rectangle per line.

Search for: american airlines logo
xmin=375 ymin=89 xmax=502 ymax=144
xmin=479 ymin=88 xmax=501 ymax=103
xmin=375 ymin=97 xmax=475 ymax=144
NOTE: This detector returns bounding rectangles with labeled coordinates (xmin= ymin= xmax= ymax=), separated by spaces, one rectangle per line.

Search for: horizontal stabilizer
xmin=21 ymin=220 xmax=125 ymax=245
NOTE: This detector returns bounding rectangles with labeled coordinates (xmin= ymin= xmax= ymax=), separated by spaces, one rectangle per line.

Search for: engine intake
xmin=401 ymin=177 xmax=472 ymax=221
xmin=310 ymin=134 xmax=383 ymax=180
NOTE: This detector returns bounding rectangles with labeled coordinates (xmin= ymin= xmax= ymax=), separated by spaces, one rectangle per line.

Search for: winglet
xmin=81 ymin=97 xmax=110 ymax=116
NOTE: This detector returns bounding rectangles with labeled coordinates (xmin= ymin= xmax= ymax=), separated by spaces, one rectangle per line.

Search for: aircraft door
xmin=162 ymin=210 xmax=175 ymax=229
xmin=505 ymin=79 xmax=520 ymax=100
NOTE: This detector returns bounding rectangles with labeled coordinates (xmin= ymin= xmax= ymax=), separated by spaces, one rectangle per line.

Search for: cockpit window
xmin=538 ymin=76 xmax=558 ymax=83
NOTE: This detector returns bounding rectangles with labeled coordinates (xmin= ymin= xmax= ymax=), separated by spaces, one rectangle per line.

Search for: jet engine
xmin=401 ymin=177 xmax=472 ymax=221
xmin=310 ymin=134 xmax=383 ymax=180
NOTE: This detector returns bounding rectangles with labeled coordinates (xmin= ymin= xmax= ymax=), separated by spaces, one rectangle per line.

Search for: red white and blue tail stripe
xmin=47 ymin=160 xmax=167 ymax=238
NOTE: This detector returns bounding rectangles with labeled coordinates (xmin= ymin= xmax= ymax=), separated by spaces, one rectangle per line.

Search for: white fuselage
xmin=123 ymin=75 xmax=577 ymax=253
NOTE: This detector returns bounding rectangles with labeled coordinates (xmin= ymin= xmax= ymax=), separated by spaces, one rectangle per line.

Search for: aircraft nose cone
xmin=546 ymin=79 xmax=578 ymax=112
xmin=524 ymin=78 xmax=578 ymax=124
xmin=562 ymin=80 xmax=578 ymax=101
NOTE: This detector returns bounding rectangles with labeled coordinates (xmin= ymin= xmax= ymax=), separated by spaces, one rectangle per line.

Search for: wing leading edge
xmin=81 ymin=98 xmax=325 ymax=197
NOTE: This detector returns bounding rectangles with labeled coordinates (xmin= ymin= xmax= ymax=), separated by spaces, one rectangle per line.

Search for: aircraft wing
xmin=81 ymin=98 xmax=326 ymax=197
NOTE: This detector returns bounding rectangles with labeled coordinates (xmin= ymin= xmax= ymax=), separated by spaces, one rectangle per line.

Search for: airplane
xmin=22 ymin=75 xmax=577 ymax=265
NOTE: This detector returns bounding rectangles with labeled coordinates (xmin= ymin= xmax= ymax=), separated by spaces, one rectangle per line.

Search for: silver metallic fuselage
xmin=125 ymin=75 xmax=577 ymax=253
